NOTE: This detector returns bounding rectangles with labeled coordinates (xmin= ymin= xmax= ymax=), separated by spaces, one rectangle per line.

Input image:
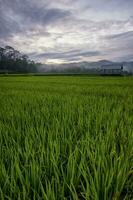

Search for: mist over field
xmin=38 ymin=60 xmax=133 ymax=73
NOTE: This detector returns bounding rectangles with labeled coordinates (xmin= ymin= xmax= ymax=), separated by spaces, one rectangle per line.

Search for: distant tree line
xmin=0 ymin=46 xmax=38 ymax=73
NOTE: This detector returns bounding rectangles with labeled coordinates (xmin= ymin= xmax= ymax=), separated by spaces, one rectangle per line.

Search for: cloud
xmin=0 ymin=0 xmax=71 ymax=39
xmin=105 ymin=30 xmax=133 ymax=40
xmin=101 ymin=30 xmax=133 ymax=61
xmin=36 ymin=50 xmax=100 ymax=58
xmin=31 ymin=49 xmax=101 ymax=63
xmin=0 ymin=0 xmax=133 ymax=63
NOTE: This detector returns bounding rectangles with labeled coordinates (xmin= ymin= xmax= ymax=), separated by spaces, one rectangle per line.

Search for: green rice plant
xmin=0 ymin=75 xmax=133 ymax=199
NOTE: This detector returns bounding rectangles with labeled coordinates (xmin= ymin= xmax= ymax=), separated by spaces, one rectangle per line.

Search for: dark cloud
xmin=32 ymin=50 xmax=100 ymax=61
xmin=105 ymin=31 xmax=133 ymax=40
xmin=116 ymin=54 xmax=133 ymax=62
xmin=104 ymin=30 xmax=133 ymax=52
xmin=0 ymin=4 xmax=21 ymax=38
xmin=0 ymin=15 xmax=12 ymax=38
xmin=102 ymin=30 xmax=133 ymax=61
xmin=0 ymin=0 xmax=71 ymax=39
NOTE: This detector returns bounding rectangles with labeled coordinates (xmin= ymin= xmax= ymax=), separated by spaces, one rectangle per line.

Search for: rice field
xmin=0 ymin=75 xmax=133 ymax=200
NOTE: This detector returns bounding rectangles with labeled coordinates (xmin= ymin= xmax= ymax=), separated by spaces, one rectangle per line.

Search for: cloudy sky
xmin=0 ymin=0 xmax=133 ymax=63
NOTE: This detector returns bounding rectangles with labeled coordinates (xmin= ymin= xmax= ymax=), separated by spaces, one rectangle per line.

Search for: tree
xmin=0 ymin=47 xmax=5 ymax=60
xmin=0 ymin=46 xmax=38 ymax=73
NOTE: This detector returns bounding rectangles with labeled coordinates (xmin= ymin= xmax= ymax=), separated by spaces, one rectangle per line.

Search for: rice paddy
xmin=0 ymin=75 xmax=133 ymax=200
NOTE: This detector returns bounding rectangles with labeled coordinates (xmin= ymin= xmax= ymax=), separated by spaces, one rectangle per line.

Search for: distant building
xmin=100 ymin=64 xmax=123 ymax=75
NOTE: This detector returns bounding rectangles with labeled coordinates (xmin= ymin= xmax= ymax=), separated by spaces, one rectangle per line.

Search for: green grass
xmin=0 ymin=76 xmax=133 ymax=200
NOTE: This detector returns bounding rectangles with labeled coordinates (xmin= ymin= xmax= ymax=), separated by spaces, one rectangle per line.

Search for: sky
xmin=0 ymin=0 xmax=133 ymax=64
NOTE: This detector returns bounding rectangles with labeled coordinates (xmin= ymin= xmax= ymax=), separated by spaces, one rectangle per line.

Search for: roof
xmin=101 ymin=64 xmax=123 ymax=70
